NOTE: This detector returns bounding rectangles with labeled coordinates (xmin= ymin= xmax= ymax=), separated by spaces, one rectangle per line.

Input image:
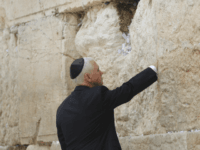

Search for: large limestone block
xmin=1 ymin=0 xmax=109 ymax=26
xmin=128 ymin=0 xmax=200 ymax=136
xmin=26 ymin=144 xmax=50 ymax=150
xmin=0 ymin=20 xmax=19 ymax=146
xmin=155 ymin=0 xmax=200 ymax=132
xmin=0 ymin=146 xmax=9 ymax=150
xmin=129 ymin=132 xmax=188 ymax=150
xmin=0 ymin=12 xmax=79 ymax=146
xmin=118 ymin=136 xmax=130 ymax=150
xmin=15 ymin=14 xmax=78 ymax=145
xmin=74 ymin=0 xmax=200 ymax=138
xmin=118 ymin=131 xmax=200 ymax=150
xmin=157 ymin=49 xmax=200 ymax=131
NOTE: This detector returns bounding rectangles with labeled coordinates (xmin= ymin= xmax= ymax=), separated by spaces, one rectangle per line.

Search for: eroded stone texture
xmin=16 ymin=14 xmax=80 ymax=145
xmin=119 ymin=131 xmax=200 ymax=150
xmin=0 ymin=0 xmax=200 ymax=149
xmin=129 ymin=0 xmax=200 ymax=136
xmin=187 ymin=132 xmax=200 ymax=150
xmin=0 ymin=0 xmax=111 ymax=26
xmin=0 ymin=1 xmax=103 ymax=147
xmin=0 ymin=12 xmax=19 ymax=147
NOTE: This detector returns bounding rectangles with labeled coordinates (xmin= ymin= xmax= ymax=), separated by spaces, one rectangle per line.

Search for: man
xmin=56 ymin=57 xmax=158 ymax=150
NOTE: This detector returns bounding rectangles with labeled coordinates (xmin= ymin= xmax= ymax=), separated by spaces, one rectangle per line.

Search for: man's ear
xmin=85 ymin=73 xmax=92 ymax=82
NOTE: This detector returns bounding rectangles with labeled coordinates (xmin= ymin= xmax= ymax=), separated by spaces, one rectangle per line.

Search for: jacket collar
xmin=74 ymin=85 xmax=91 ymax=91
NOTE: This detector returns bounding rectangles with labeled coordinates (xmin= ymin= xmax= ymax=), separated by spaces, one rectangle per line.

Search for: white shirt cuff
xmin=149 ymin=65 xmax=157 ymax=73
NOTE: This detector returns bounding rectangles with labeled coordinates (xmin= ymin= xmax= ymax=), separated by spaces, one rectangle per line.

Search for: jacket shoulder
xmin=100 ymin=85 xmax=109 ymax=91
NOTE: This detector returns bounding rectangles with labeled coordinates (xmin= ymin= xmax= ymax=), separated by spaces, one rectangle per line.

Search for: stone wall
xmin=0 ymin=0 xmax=200 ymax=149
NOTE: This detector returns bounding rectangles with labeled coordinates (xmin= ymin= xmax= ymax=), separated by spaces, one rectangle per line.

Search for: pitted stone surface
xmin=16 ymin=15 xmax=80 ymax=145
xmin=0 ymin=21 xmax=19 ymax=146
xmin=129 ymin=0 xmax=200 ymax=136
xmin=119 ymin=131 xmax=200 ymax=150
xmin=0 ymin=0 xmax=110 ymax=26
xmin=0 ymin=0 xmax=200 ymax=149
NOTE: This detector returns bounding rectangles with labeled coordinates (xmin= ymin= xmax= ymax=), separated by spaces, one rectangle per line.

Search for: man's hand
xmin=149 ymin=62 xmax=158 ymax=74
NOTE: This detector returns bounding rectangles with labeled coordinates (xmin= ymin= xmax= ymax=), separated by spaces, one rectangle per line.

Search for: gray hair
xmin=72 ymin=57 xmax=95 ymax=86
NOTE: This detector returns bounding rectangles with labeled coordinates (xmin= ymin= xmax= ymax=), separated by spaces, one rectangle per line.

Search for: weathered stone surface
xmin=16 ymin=15 xmax=79 ymax=145
xmin=118 ymin=136 xmax=130 ymax=150
xmin=0 ymin=21 xmax=19 ymax=147
xmin=0 ymin=0 xmax=200 ymax=149
xmin=0 ymin=146 xmax=9 ymax=150
xmin=119 ymin=131 xmax=200 ymax=150
xmin=0 ymin=0 xmax=110 ymax=26
xmin=26 ymin=144 xmax=49 ymax=150
xmin=187 ymin=132 xmax=200 ymax=150
xmin=129 ymin=0 xmax=200 ymax=136
xmin=0 ymin=13 xmax=79 ymax=147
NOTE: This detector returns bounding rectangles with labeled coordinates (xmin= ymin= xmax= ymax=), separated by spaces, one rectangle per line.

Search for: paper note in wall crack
xmin=122 ymin=43 xmax=125 ymax=49
xmin=122 ymin=33 xmax=127 ymax=40
xmin=126 ymin=37 xmax=129 ymax=43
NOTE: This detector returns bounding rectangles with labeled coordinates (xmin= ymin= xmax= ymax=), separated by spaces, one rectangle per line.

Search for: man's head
xmin=70 ymin=57 xmax=104 ymax=88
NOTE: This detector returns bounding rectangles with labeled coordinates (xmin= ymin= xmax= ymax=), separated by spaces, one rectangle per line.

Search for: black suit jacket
xmin=56 ymin=67 xmax=157 ymax=150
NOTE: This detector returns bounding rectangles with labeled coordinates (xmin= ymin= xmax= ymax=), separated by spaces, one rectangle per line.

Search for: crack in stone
xmin=61 ymin=53 xmax=76 ymax=60
xmin=32 ymin=117 xmax=41 ymax=145
xmin=11 ymin=2 xmax=72 ymax=21
xmin=38 ymin=0 xmax=45 ymax=16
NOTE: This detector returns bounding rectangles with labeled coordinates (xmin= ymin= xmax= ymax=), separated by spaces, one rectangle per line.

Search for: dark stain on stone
xmin=76 ymin=11 xmax=86 ymax=32
xmin=149 ymin=0 xmax=152 ymax=7
xmin=113 ymin=0 xmax=139 ymax=34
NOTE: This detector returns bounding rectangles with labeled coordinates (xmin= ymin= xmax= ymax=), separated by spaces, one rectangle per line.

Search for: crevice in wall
xmin=37 ymin=141 xmax=52 ymax=146
xmin=149 ymin=0 xmax=152 ymax=7
xmin=111 ymin=1 xmax=140 ymax=56
xmin=76 ymin=11 xmax=86 ymax=32
xmin=31 ymin=118 xmax=41 ymax=145
xmin=113 ymin=0 xmax=140 ymax=34
xmin=62 ymin=53 xmax=76 ymax=60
